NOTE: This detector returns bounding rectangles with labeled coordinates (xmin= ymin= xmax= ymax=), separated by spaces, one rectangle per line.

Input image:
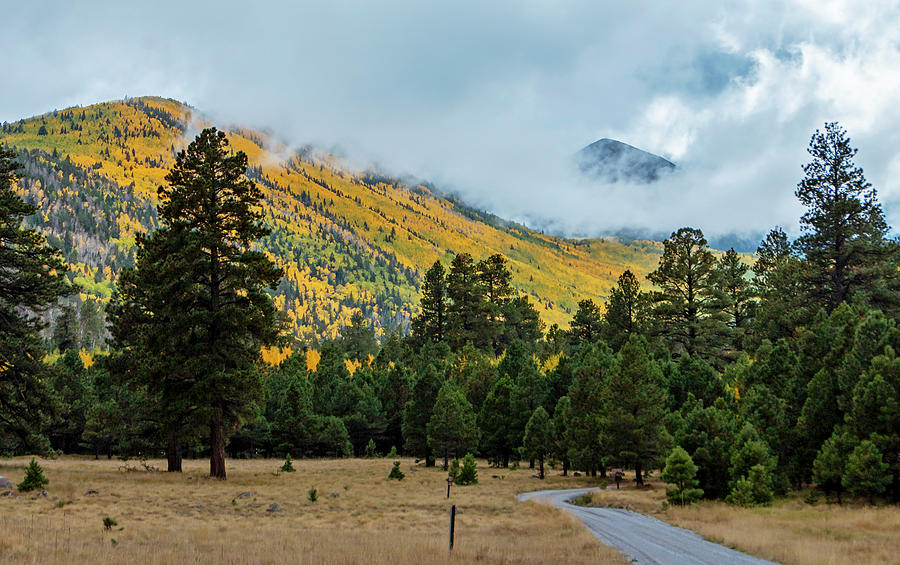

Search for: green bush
xmin=308 ymin=487 xmax=318 ymax=502
xmin=387 ymin=445 xmax=398 ymax=458
xmin=726 ymin=465 xmax=773 ymax=506
xmin=726 ymin=476 xmax=755 ymax=506
xmin=103 ymin=517 xmax=117 ymax=531
xmin=455 ymin=453 xmax=478 ymax=485
xmin=281 ymin=454 xmax=296 ymax=473
xmin=364 ymin=438 xmax=377 ymax=458
xmin=17 ymin=458 xmax=48 ymax=492
xmin=388 ymin=461 xmax=405 ymax=481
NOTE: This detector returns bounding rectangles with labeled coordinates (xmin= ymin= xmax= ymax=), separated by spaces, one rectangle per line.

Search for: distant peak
xmin=576 ymin=138 xmax=675 ymax=184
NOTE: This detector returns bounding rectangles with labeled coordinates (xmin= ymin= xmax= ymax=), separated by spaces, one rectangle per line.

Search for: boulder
xmin=266 ymin=503 xmax=283 ymax=513
xmin=0 ymin=477 xmax=12 ymax=489
xmin=236 ymin=491 xmax=254 ymax=499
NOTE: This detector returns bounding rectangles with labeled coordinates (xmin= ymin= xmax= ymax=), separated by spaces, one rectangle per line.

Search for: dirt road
xmin=518 ymin=488 xmax=778 ymax=565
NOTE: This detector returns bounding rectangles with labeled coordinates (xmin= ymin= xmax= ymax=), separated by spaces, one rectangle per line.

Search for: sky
xmin=4 ymin=0 xmax=900 ymax=241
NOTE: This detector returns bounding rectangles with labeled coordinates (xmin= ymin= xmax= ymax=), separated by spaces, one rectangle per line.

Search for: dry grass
xmin=0 ymin=457 xmax=626 ymax=564
xmin=581 ymin=481 xmax=900 ymax=565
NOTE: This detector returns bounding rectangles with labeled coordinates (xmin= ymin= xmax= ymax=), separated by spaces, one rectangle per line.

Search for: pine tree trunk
xmin=443 ymin=448 xmax=449 ymax=471
xmin=167 ymin=434 xmax=182 ymax=472
xmin=635 ymin=461 xmax=644 ymax=486
xmin=562 ymin=459 xmax=568 ymax=477
xmin=209 ymin=404 xmax=227 ymax=479
xmin=538 ymin=455 xmax=544 ymax=479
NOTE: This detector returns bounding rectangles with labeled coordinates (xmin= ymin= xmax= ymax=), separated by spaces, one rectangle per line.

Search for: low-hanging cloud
xmin=3 ymin=0 xmax=900 ymax=240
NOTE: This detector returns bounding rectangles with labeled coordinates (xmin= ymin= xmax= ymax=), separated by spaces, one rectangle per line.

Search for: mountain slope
xmin=577 ymin=138 xmax=675 ymax=184
xmin=1 ymin=97 xmax=665 ymax=343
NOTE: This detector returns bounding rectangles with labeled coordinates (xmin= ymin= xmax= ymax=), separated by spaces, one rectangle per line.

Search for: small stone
xmin=1 ymin=491 xmax=12 ymax=497
xmin=0 ymin=477 xmax=12 ymax=489
xmin=266 ymin=503 xmax=282 ymax=513
xmin=573 ymin=471 xmax=582 ymax=477
xmin=330 ymin=492 xmax=339 ymax=498
xmin=236 ymin=491 xmax=253 ymax=499
xmin=40 ymin=491 xmax=49 ymax=497
xmin=84 ymin=489 xmax=99 ymax=496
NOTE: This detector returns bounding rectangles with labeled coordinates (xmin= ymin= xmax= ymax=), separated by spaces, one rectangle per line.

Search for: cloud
xmin=2 ymin=0 xmax=900 ymax=239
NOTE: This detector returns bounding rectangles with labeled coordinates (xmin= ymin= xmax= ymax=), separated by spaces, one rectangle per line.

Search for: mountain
xmin=577 ymin=138 xmax=675 ymax=184
xmin=1 ymin=96 xmax=667 ymax=345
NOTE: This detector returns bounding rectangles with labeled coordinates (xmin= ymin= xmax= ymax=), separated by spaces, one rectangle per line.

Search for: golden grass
xmin=581 ymin=481 xmax=900 ymax=565
xmin=0 ymin=457 xmax=625 ymax=564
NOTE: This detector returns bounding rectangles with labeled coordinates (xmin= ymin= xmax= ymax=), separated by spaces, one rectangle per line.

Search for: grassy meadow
xmin=578 ymin=480 xmax=900 ymax=565
xmin=0 ymin=456 xmax=624 ymax=565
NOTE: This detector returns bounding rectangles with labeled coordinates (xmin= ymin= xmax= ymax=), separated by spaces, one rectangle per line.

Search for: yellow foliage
xmin=306 ymin=349 xmax=321 ymax=372
xmin=261 ymin=346 xmax=292 ymax=366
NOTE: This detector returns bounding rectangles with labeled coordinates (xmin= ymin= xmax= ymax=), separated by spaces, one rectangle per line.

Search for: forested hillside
xmin=0 ymin=96 xmax=663 ymax=346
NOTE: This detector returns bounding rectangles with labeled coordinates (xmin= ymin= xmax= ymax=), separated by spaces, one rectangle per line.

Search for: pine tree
xmin=403 ymin=365 xmax=441 ymax=466
xmin=0 ymin=146 xmax=68 ymax=451
xmin=477 ymin=254 xmax=514 ymax=351
xmin=601 ymin=335 xmax=669 ymax=485
xmin=569 ymin=299 xmax=604 ymax=345
xmin=412 ymin=260 xmax=447 ymax=343
xmin=844 ymin=440 xmax=889 ymax=504
xmin=552 ymin=396 xmax=573 ymax=476
xmin=713 ymin=249 xmax=754 ymax=352
xmin=427 ymin=382 xmax=480 ymax=470
xmin=478 ymin=374 xmax=517 ymax=467
xmin=17 ymin=458 xmax=49 ymax=492
xmin=603 ymin=270 xmax=647 ymax=351
xmin=110 ymin=128 xmax=284 ymax=479
xmin=845 ymin=347 xmax=900 ymax=503
xmin=567 ymin=343 xmax=614 ymax=476
xmin=813 ymin=429 xmax=855 ymax=503
xmin=522 ymin=406 xmax=554 ymax=479
xmin=455 ymin=452 xmax=478 ymax=485
xmin=662 ymin=446 xmax=703 ymax=505
xmin=647 ymin=228 xmax=727 ymax=363
xmin=794 ymin=122 xmax=897 ymax=313
xmin=445 ymin=253 xmax=486 ymax=349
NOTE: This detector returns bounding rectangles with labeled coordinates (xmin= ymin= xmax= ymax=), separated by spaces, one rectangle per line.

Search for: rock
xmin=573 ymin=471 xmax=582 ymax=477
xmin=84 ymin=489 xmax=99 ymax=496
xmin=0 ymin=477 xmax=12 ymax=489
xmin=330 ymin=492 xmax=339 ymax=498
xmin=266 ymin=503 xmax=282 ymax=513
xmin=236 ymin=491 xmax=254 ymax=499
xmin=1 ymin=491 xmax=12 ymax=497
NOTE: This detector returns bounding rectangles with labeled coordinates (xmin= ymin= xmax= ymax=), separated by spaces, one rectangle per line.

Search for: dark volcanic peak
xmin=577 ymin=138 xmax=675 ymax=184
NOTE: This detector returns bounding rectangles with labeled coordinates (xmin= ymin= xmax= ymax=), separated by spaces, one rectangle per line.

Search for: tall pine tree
xmin=111 ymin=128 xmax=283 ymax=479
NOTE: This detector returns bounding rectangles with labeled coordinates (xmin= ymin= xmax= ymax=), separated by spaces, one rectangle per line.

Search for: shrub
xmin=455 ymin=453 xmax=478 ymax=485
xmin=388 ymin=461 xmax=405 ymax=481
xmin=727 ymin=465 xmax=773 ymax=506
xmin=308 ymin=487 xmax=318 ymax=502
xmin=387 ymin=446 xmax=398 ymax=458
xmin=17 ymin=458 xmax=48 ymax=492
xmin=747 ymin=464 xmax=774 ymax=506
xmin=281 ymin=454 xmax=296 ymax=473
xmin=726 ymin=476 xmax=755 ymax=506
xmin=364 ymin=438 xmax=377 ymax=458
xmin=103 ymin=517 xmax=117 ymax=531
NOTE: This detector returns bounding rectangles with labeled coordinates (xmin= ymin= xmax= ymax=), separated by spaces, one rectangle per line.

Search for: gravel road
xmin=517 ymin=488 xmax=778 ymax=565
